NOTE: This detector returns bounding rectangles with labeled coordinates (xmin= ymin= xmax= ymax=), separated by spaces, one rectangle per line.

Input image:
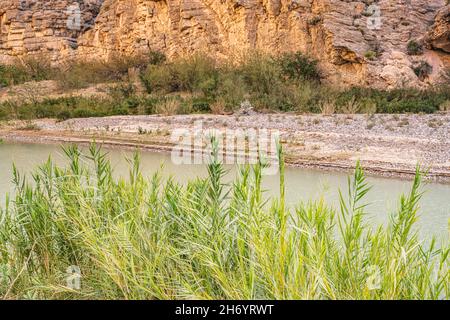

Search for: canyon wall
xmin=0 ymin=0 xmax=103 ymax=61
xmin=1 ymin=0 xmax=449 ymax=89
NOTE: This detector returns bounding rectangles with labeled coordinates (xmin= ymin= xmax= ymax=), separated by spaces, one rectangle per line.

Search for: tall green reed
xmin=0 ymin=143 xmax=448 ymax=300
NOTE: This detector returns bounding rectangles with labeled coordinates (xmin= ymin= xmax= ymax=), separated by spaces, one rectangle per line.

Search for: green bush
xmin=1 ymin=52 xmax=449 ymax=117
xmin=334 ymin=87 xmax=449 ymax=114
xmin=364 ymin=51 xmax=377 ymax=61
xmin=71 ymin=109 xmax=100 ymax=118
xmin=119 ymin=97 xmax=140 ymax=115
xmin=170 ymin=54 xmax=218 ymax=93
xmin=235 ymin=53 xmax=303 ymax=110
xmin=0 ymin=96 xmax=124 ymax=120
xmin=278 ymin=52 xmax=321 ymax=82
xmin=148 ymin=50 xmax=167 ymax=66
xmin=413 ymin=61 xmax=433 ymax=81
xmin=141 ymin=64 xmax=172 ymax=93
xmin=0 ymin=54 xmax=148 ymax=90
xmin=251 ymin=83 xmax=304 ymax=112
xmin=407 ymin=40 xmax=423 ymax=55
xmin=56 ymin=110 xmax=72 ymax=121
xmin=112 ymin=104 xmax=130 ymax=116
xmin=141 ymin=54 xmax=217 ymax=95
xmin=56 ymin=54 xmax=148 ymax=90
xmin=141 ymin=96 xmax=161 ymax=115
xmin=109 ymin=82 xmax=136 ymax=100
xmin=0 ymin=64 xmax=26 ymax=87
xmin=0 ymin=56 xmax=53 ymax=87
xmin=214 ymin=70 xmax=247 ymax=109
xmin=239 ymin=53 xmax=282 ymax=96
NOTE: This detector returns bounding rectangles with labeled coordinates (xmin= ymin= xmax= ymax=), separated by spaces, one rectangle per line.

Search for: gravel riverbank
xmin=1 ymin=113 xmax=450 ymax=182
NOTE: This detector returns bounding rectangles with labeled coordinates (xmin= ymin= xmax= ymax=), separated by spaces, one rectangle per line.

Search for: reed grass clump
xmin=0 ymin=143 xmax=448 ymax=300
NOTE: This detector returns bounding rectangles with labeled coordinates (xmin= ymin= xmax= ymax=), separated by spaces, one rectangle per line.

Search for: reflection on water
xmin=0 ymin=142 xmax=449 ymax=240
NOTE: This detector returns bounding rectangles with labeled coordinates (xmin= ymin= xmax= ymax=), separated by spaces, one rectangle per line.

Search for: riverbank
xmin=1 ymin=112 xmax=450 ymax=182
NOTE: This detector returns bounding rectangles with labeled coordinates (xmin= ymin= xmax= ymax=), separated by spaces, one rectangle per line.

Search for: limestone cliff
xmin=1 ymin=0 xmax=449 ymax=89
xmin=0 ymin=0 xmax=103 ymax=62
xmin=426 ymin=5 xmax=450 ymax=53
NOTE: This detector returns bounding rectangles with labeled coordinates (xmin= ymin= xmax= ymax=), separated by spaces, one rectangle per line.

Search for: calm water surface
xmin=0 ymin=142 xmax=449 ymax=240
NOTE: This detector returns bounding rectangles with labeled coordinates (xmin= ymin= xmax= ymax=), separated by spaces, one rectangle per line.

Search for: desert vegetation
xmin=1 ymin=52 xmax=449 ymax=121
xmin=0 ymin=142 xmax=448 ymax=299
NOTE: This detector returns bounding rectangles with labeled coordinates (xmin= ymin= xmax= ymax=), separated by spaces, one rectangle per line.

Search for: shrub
xmin=407 ymin=40 xmax=423 ymax=55
xmin=239 ymin=53 xmax=282 ymax=96
xmin=308 ymin=15 xmax=322 ymax=25
xmin=56 ymin=110 xmax=72 ymax=121
xmin=440 ymin=100 xmax=450 ymax=112
xmin=209 ymin=98 xmax=226 ymax=114
xmin=364 ymin=51 xmax=377 ymax=61
xmin=141 ymin=54 xmax=217 ymax=95
xmin=148 ymin=50 xmax=166 ymax=66
xmin=215 ymin=70 xmax=247 ymax=109
xmin=0 ymin=56 xmax=53 ymax=87
xmin=119 ymin=97 xmax=141 ymax=114
xmin=359 ymin=98 xmax=378 ymax=114
xmin=197 ymin=76 xmax=218 ymax=99
xmin=170 ymin=55 xmax=218 ymax=93
xmin=413 ymin=61 xmax=433 ymax=81
xmin=72 ymin=109 xmax=100 ymax=118
xmin=340 ymin=97 xmax=361 ymax=114
xmin=1 ymin=52 xmax=449 ymax=117
xmin=0 ymin=64 xmax=26 ymax=87
xmin=0 ymin=96 xmax=133 ymax=120
xmin=109 ymin=82 xmax=136 ymax=100
xmin=155 ymin=96 xmax=181 ymax=115
xmin=251 ymin=86 xmax=299 ymax=111
xmin=17 ymin=55 xmax=54 ymax=82
xmin=375 ymin=88 xmax=444 ymax=113
xmin=141 ymin=96 xmax=161 ymax=115
xmin=332 ymin=87 xmax=449 ymax=114
xmin=238 ymin=53 xmax=302 ymax=111
xmin=55 ymin=63 xmax=93 ymax=90
xmin=278 ymin=52 xmax=321 ymax=82
xmin=141 ymin=64 xmax=172 ymax=93
xmin=55 ymin=54 xmax=148 ymax=90
xmin=112 ymin=104 xmax=129 ymax=116
xmin=319 ymin=100 xmax=336 ymax=115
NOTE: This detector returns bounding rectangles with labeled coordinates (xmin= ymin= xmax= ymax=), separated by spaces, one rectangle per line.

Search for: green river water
xmin=0 ymin=142 xmax=449 ymax=241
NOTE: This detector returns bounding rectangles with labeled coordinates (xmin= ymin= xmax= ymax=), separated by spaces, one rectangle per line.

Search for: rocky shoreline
xmin=1 ymin=113 xmax=450 ymax=183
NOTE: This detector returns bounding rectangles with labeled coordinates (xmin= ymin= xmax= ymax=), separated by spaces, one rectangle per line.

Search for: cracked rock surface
xmin=0 ymin=1 xmax=449 ymax=88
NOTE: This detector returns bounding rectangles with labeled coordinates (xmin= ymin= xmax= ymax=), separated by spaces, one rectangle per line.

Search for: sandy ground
xmin=1 ymin=112 xmax=450 ymax=182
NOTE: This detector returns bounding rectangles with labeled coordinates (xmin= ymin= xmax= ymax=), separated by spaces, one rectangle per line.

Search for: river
xmin=0 ymin=142 xmax=449 ymax=241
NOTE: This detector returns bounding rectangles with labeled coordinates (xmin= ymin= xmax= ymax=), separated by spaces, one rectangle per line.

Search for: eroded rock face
xmin=0 ymin=0 xmax=103 ymax=62
xmin=426 ymin=5 xmax=450 ymax=53
xmin=1 ymin=0 xmax=449 ymax=89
